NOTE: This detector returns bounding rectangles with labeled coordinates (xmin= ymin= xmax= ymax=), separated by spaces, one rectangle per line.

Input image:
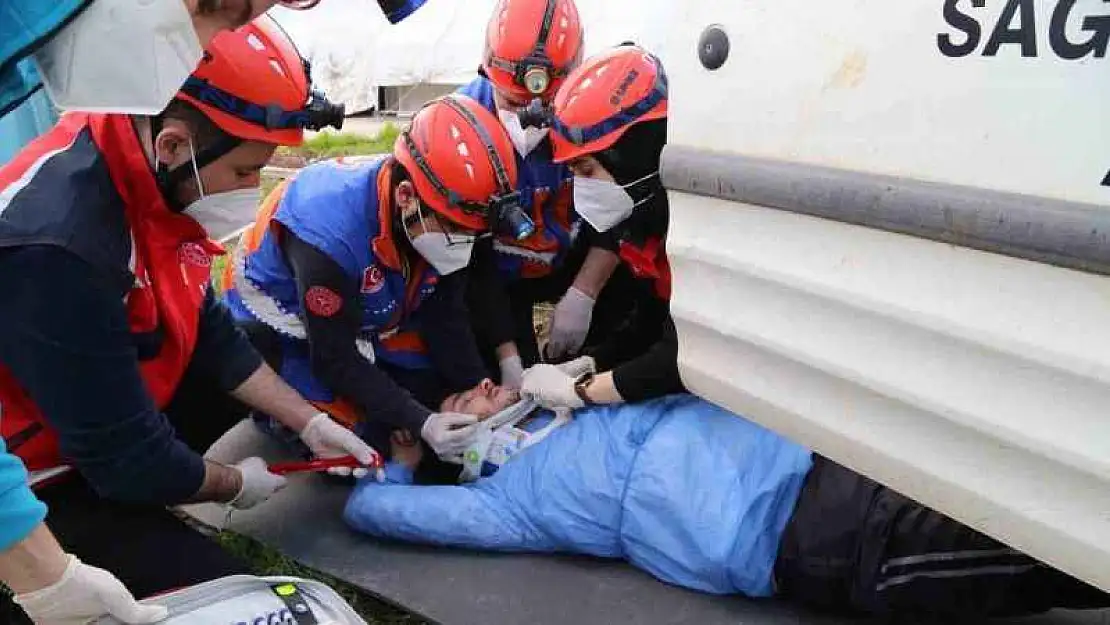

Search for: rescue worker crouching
xmin=0 ymin=16 xmax=381 ymax=605
xmin=0 ymin=2 xmax=430 ymax=623
xmin=521 ymin=45 xmax=682 ymax=409
xmin=461 ymin=0 xmax=627 ymax=388
xmin=223 ymin=94 xmax=520 ymax=470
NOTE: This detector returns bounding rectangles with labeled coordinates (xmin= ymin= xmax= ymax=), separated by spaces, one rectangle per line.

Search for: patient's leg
xmin=777 ymin=456 xmax=1109 ymax=618
xmin=859 ymin=489 xmax=1108 ymax=618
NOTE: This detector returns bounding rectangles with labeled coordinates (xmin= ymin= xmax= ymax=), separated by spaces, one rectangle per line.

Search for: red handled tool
xmin=268 ymin=455 xmax=381 ymax=476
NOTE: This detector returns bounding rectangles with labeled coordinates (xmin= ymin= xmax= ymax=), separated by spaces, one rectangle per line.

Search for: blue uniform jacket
xmin=457 ymin=77 xmax=579 ymax=281
xmin=226 ymin=158 xmax=442 ymax=397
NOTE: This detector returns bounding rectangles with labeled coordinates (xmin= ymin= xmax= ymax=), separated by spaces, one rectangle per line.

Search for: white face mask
xmin=411 ymin=232 xmax=476 ymax=275
xmin=406 ymin=204 xmax=476 ymax=275
xmin=183 ymin=189 xmax=258 ymax=243
xmin=572 ymin=172 xmax=659 ymax=233
xmin=33 ymin=0 xmax=204 ymax=115
xmin=179 ymin=138 xmax=258 ymax=242
xmin=498 ymin=108 xmax=547 ymax=156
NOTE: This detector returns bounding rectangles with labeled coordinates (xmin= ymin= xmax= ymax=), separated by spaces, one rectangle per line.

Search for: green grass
xmin=217 ymin=532 xmax=428 ymax=624
xmin=260 ymin=174 xmax=284 ymax=199
xmin=277 ymin=123 xmax=400 ymax=161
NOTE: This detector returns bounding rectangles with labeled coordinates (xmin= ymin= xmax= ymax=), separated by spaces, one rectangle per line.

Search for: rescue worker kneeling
xmin=223 ymin=94 xmax=520 ymax=468
xmin=461 ymin=0 xmax=625 ymax=388
xmin=0 ymin=16 xmax=378 ymax=602
xmin=521 ymin=45 xmax=682 ymax=409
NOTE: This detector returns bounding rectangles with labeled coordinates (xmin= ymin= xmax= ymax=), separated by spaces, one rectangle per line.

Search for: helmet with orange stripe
xmin=394 ymin=94 xmax=533 ymax=243
xmin=173 ymin=14 xmax=342 ymax=157
xmin=549 ymin=44 xmax=669 ymax=233
xmin=549 ymin=45 xmax=667 ymax=164
xmin=154 ymin=14 xmax=343 ymax=215
xmin=481 ymin=0 xmax=584 ymax=105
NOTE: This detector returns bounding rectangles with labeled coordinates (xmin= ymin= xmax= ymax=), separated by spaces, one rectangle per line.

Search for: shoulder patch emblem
xmin=305 ymin=286 xmax=343 ymax=317
xmin=361 ymin=265 xmax=385 ymax=294
xmin=178 ymin=242 xmax=212 ymax=267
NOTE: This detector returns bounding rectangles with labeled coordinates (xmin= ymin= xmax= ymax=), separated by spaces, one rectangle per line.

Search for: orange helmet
xmin=394 ymin=94 xmax=521 ymax=233
xmin=176 ymin=14 xmax=343 ymax=147
xmin=481 ymin=0 xmax=584 ymax=102
xmin=550 ymin=45 xmax=668 ymax=164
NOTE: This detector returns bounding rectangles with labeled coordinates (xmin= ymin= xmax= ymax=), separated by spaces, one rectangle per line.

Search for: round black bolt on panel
xmin=698 ymin=25 xmax=730 ymax=70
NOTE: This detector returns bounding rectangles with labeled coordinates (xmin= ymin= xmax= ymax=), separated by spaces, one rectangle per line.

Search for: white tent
xmin=270 ymin=0 xmax=677 ymax=114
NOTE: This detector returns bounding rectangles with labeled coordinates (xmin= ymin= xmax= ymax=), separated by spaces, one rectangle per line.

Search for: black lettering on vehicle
xmin=939 ymin=0 xmax=987 ymax=57
xmin=1050 ymin=0 xmax=1110 ymax=59
xmin=1102 ymin=169 xmax=1110 ymax=187
xmin=983 ymin=0 xmax=1038 ymax=57
xmin=938 ymin=0 xmax=1110 ymax=59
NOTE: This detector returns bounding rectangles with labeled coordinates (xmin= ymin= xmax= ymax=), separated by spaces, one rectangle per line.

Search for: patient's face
xmin=440 ymin=379 xmax=518 ymax=419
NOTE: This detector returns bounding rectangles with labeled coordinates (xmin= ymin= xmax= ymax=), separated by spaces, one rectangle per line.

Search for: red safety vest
xmin=0 ymin=113 xmax=219 ymax=485
xmin=619 ymin=235 xmax=673 ymax=302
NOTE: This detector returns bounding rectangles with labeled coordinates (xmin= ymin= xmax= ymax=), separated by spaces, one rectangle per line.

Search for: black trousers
xmin=775 ymin=455 xmax=1109 ymax=620
xmin=0 ymin=366 xmax=252 ymax=623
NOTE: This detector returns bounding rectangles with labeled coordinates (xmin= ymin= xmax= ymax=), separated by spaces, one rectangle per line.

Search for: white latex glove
xmin=546 ymin=287 xmax=595 ymax=359
xmin=14 ymin=555 xmax=168 ymax=625
xmin=299 ymin=413 xmax=383 ymax=477
xmin=499 ymin=354 xmax=525 ymax=389
xmin=420 ymin=412 xmax=481 ymax=459
xmin=521 ymin=364 xmax=584 ymax=410
xmin=229 ymin=457 xmax=287 ymax=510
xmin=556 ymin=355 xmax=596 ymax=378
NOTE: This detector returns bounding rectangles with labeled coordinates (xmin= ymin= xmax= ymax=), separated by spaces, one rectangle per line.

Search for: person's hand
xmin=299 ymin=413 xmax=383 ymax=477
xmin=420 ymin=412 xmax=481 ymax=459
xmin=14 ymin=554 xmax=168 ymax=625
xmin=556 ymin=355 xmax=596 ymax=378
xmin=546 ymin=287 xmax=595 ymax=359
xmin=229 ymin=457 xmax=287 ymax=510
xmin=521 ymin=364 xmax=584 ymax=410
xmin=499 ymin=354 xmax=525 ymax=389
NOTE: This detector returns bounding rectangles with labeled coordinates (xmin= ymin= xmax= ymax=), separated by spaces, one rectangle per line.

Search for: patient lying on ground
xmin=345 ymin=387 xmax=1109 ymax=620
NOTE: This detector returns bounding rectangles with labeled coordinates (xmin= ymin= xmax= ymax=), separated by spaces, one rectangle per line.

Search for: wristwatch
xmin=573 ymin=372 xmax=595 ymax=405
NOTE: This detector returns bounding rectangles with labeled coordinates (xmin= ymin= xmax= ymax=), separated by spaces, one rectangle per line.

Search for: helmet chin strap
xmin=152 ymin=113 xmax=241 ymax=211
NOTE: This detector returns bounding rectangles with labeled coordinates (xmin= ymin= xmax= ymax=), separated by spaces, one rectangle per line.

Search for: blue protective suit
xmin=0 ymin=90 xmax=57 ymax=166
xmin=344 ymin=395 xmax=814 ymax=597
xmin=0 ymin=0 xmax=76 ymax=162
xmin=0 ymin=0 xmax=89 ymax=117
xmin=0 ymin=438 xmax=47 ymax=551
